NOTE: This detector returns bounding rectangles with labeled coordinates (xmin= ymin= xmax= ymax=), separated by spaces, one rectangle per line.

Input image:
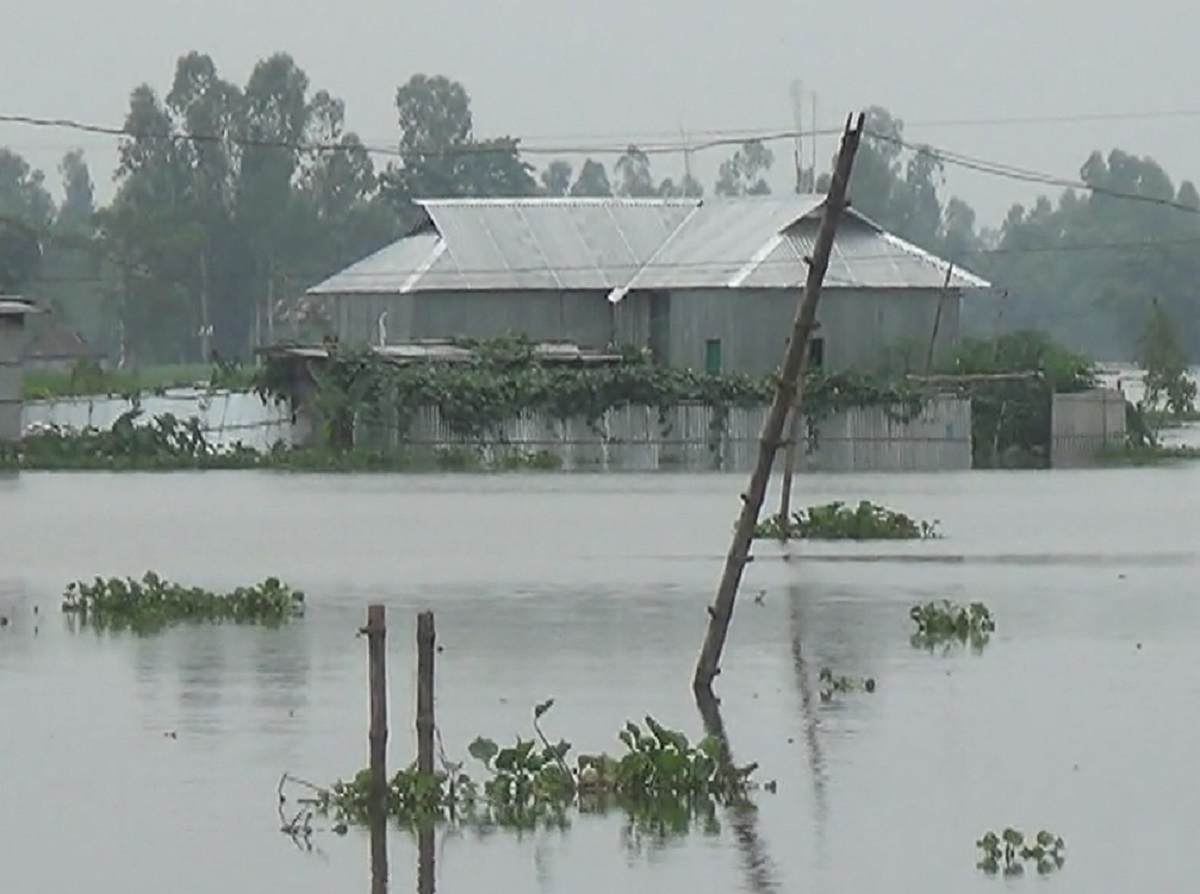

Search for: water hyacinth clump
xmin=909 ymin=600 xmax=995 ymax=653
xmin=976 ymin=828 xmax=1066 ymax=877
xmin=61 ymin=572 xmax=304 ymax=632
xmin=307 ymin=701 xmax=764 ymax=836
xmin=817 ymin=667 xmax=877 ymax=703
xmin=753 ymin=500 xmax=941 ymax=541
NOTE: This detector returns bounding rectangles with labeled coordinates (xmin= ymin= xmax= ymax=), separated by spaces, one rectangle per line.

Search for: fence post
xmin=365 ymin=604 xmax=388 ymax=808
xmin=416 ymin=611 xmax=436 ymax=776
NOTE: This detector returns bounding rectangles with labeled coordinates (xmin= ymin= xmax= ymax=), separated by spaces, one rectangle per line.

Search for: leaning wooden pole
xmin=775 ymin=334 xmax=815 ymax=531
xmin=693 ymin=112 xmax=866 ymax=696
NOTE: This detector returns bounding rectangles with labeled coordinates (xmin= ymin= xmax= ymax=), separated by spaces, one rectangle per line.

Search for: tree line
xmin=1 ymin=53 xmax=1198 ymax=364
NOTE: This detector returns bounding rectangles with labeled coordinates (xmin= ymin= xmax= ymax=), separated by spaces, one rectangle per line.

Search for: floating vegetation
xmin=753 ymin=500 xmax=942 ymax=541
xmin=61 ymin=572 xmax=304 ymax=632
xmin=300 ymin=701 xmax=764 ymax=836
xmin=977 ymin=828 xmax=1066 ymax=877
xmin=909 ymin=600 xmax=995 ymax=653
xmin=817 ymin=667 xmax=877 ymax=703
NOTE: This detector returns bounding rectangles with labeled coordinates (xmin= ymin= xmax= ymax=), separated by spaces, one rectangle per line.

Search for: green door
xmin=704 ymin=339 xmax=722 ymax=374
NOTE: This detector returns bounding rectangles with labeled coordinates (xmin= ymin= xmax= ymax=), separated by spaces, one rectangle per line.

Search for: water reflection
xmin=785 ymin=587 xmax=829 ymax=845
xmin=693 ymin=691 xmax=779 ymax=893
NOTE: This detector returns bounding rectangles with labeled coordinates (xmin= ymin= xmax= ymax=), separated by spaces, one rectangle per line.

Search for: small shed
xmin=301 ymin=196 xmax=990 ymax=375
xmin=0 ymin=298 xmax=41 ymax=444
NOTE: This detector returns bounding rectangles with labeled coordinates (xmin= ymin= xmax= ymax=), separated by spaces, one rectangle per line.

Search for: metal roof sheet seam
xmin=305 ymin=196 xmax=990 ymax=297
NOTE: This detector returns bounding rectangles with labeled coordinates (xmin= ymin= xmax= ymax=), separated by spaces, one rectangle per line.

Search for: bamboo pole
xmin=365 ymin=604 xmax=389 ymax=808
xmin=693 ymin=112 xmax=866 ymax=696
xmin=415 ymin=611 xmax=435 ymax=777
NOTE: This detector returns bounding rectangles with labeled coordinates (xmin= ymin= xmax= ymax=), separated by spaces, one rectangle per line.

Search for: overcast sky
xmin=3 ymin=0 xmax=1199 ymax=225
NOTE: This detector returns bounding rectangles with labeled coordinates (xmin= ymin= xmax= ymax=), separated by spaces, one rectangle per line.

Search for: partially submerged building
xmin=300 ymin=195 xmax=990 ymax=374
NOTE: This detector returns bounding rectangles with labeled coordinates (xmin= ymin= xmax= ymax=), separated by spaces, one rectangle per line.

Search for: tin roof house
xmin=300 ymin=195 xmax=989 ymax=375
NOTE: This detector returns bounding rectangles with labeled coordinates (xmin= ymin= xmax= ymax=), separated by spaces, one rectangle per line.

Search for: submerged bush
xmin=817 ymin=667 xmax=877 ymax=703
xmin=977 ymin=828 xmax=1065 ymax=877
xmin=753 ymin=500 xmax=941 ymax=541
xmin=304 ymin=700 xmax=763 ymax=835
xmin=62 ymin=572 xmax=304 ymax=632
xmin=909 ymin=600 xmax=994 ymax=653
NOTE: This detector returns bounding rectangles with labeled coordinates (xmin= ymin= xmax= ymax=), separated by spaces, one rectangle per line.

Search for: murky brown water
xmin=2 ymin=466 xmax=1198 ymax=893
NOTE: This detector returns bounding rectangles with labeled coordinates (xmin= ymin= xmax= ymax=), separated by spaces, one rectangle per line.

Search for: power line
xmin=5 ymin=107 xmax=1200 ymax=219
xmin=23 ymin=233 xmax=1200 ymax=288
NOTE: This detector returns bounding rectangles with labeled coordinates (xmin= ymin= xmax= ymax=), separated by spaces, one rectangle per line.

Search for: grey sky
xmin=3 ymin=0 xmax=1199 ymax=226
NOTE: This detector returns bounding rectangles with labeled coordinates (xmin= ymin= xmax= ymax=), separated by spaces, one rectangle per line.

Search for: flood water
xmin=1 ymin=466 xmax=1198 ymax=893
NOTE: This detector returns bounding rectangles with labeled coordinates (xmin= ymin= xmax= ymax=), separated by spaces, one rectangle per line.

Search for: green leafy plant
xmin=976 ymin=828 xmax=1065 ymax=877
xmin=255 ymin=339 xmax=929 ymax=447
xmin=304 ymin=700 xmax=764 ymax=836
xmin=817 ymin=667 xmax=877 ymax=703
xmin=61 ymin=572 xmax=304 ymax=632
xmin=909 ymin=600 xmax=995 ymax=653
xmin=753 ymin=500 xmax=941 ymax=541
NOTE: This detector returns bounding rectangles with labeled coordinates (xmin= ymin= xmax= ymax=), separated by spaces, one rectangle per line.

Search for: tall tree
xmin=541 ymin=160 xmax=573 ymax=197
xmin=0 ymin=148 xmax=52 ymax=293
xmin=385 ymin=74 xmax=536 ymax=205
xmin=613 ymin=146 xmax=655 ymax=197
xmin=714 ymin=139 xmax=774 ymax=196
xmin=569 ymin=159 xmax=612 ymax=197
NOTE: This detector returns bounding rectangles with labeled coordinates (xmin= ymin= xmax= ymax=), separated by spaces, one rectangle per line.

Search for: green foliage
xmin=3 ymin=410 xmax=570 ymax=473
xmin=15 ymin=410 xmax=263 ymax=471
xmin=976 ymin=828 xmax=1066 ymax=877
xmin=308 ymin=701 xmax=762 ymax=835
xmin=878 ymin=331 xmax=1098 ymax=467
xmin=1138 ymin=298 xmax=1197 ymax=424
xmin=817 ymin=667 xmax=877 ymax=703
xmin=754 ymin=501 xmax=941 ymax=541
xmin=61 ymin=571 xmax=304 ymax=632
xmin=909 ymin=600 xmax=995 ymax=653
xmin=258 ymin=339 xmax=928 ymax=446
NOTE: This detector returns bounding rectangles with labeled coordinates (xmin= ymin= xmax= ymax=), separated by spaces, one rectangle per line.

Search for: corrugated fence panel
xmin=1051 ymin=389 xmax=1127 ymax=468
xmin=380 ymin=397 xmax=971 ymax=472
xmin=24 ymin=390 xmax=293 ymax=452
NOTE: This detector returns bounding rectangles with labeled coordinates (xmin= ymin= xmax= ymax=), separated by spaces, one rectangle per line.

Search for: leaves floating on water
xmin=307 ymin=701 xmax=768 ymax=838
xmin=61 ymin=571 xmax=305 ymax=633
xmin=753 ymin=501 xmax=942 ymax=541
xmin=977 ymin=827 xmax=1066 ymax=877
xmin=909 ymin=600 xmax=994 ymax=654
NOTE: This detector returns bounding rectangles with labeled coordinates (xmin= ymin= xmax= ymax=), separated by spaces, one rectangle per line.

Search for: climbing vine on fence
xmin=254 ymin=337 xmax=930 ymax=442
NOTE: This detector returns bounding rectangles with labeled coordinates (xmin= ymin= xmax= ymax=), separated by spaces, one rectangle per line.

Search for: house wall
xmin=0 ymin=317 xmax=25 ymax=443
xmin=1050 ymin=388 xmax=1127 ymax=468
xmin=320 ymin=285 xmax=961 ymax=374
xmin=663 ymin=287 xmax=961 ymax=374
xmin=410 ymin=290 xmax=615 ymax=347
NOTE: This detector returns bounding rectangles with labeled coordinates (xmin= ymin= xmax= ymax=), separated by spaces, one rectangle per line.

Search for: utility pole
xmin=789 ymin=80 xmax=805 ymax=193
xmin=692 ymin=112 xmax=866 ymax=697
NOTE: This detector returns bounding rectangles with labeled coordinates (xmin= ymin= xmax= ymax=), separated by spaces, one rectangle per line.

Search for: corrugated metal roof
xmin=306 ymin=196 xmax=990 ymax=298
xmin=308 ymin=198 xmax=696 ymax=295
xmin=773 ymin=218 xmax=991 ymax=290
xmin=610 ymin=195 xmax=825 ymax=296
xmin=260 ymin=341 xmax=623 ymax=365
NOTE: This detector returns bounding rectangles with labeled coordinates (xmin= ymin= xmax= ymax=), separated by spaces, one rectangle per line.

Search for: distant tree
xmin=613 ymin=146 xmax=655 ymax=197
xmin=0 ymin=148 xmax=54 ymax=293
xmin=541 ymin=160 xmax=573 ymax=196
xmin=714 ymin=139 xmax=774 ymax=196
xmin=385 ymin=73 xmax=536 ymax=203
xmin=569 ymin=159 xmax=612 ymax=197
xmin=657 ymin=172 xmax=703 ymax=197
xmin=1138 ymin=297 xmax=1197 ymax=420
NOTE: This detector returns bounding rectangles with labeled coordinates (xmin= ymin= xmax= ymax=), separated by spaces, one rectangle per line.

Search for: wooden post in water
xmin=776 ymin=334 xmax=816 ymax=531
xmin=692 ymin=113 xmax=866 ymax=697
xmin=416 ymin=611 xmax=435 ymax=776
xmin=363 ymin=603 xmax=390 ymax=894
xmin=365 ymin=604 xmax=388 ymax=809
